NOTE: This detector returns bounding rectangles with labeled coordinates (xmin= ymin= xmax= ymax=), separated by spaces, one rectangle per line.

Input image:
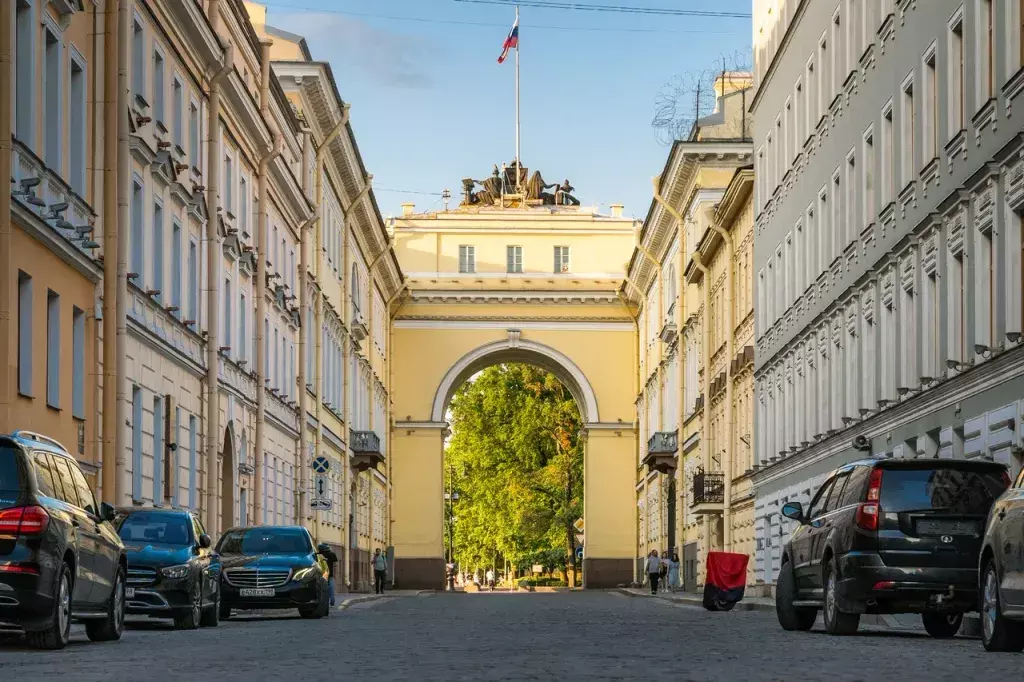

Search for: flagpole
xmin=515 ymin=4 xmax=521 ymax=195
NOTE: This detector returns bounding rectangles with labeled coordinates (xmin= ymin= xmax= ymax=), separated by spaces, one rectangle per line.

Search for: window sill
xmin=46 ymin=403 xmax=61 ymax=413
xmin=17 ymin=391 xmax=34 ymax=400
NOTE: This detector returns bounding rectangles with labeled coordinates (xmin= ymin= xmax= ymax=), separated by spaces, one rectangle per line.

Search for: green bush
xmin=517 ymin=577 xmax=568 ymax=588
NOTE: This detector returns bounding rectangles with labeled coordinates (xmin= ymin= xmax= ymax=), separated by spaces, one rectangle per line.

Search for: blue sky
xmin=263 ymin=0 xmax=752 ymax=219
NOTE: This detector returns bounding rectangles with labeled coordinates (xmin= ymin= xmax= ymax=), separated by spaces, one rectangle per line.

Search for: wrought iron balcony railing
xmin=691 ymin=468 xmax=724 ymax=507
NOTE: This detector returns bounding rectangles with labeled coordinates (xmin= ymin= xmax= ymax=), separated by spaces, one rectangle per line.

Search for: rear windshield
xmin=0 ymin=446 xmax=25 ymax=505
xmin=216 ymin=528 xmax=312 ymax=555
xmin=116 ymin=511 xmax=193 ymax=545
xmin=880 ymin=467 xmax=1008 ymax=514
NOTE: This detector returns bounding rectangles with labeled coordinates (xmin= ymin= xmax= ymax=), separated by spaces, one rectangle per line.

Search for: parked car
xmin=0 ymin=431 xmax=126 ymax=649
xmin=775 ymin=457 xmax=1009 ymax=637
xmin=978 ymin=465 xmax=1024 ymax=651
xmin=114 ymin=507 xmax=221 ymax=630
xmin=216 ymin=526 xmax=330 ymax=620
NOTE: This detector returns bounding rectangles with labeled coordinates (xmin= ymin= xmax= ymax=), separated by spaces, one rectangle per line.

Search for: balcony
xmin=658 ymin=302 xmax=677 ymax=345
xmin=350 ymin=429 xmax=384 ymax=472
xmin=643 ymin=431 xmax=678 ymax=474
xmin=691 ymin=467 xmax=724 ymax=515
xmin=350 ymin=302 xmax=369 ymax=342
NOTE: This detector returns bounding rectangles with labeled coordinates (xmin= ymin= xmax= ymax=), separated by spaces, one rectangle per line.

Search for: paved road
xmin=0 ymin=592 xmax=1019 ymax=681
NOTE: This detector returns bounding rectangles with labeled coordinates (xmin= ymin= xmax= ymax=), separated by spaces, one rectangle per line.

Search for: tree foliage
xmin=445 ymin=364 xmax=583 ymax=573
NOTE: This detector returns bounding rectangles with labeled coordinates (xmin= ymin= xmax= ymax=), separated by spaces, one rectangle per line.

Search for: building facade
xmin=1 ymin=0 xmax=399 ymax=592
xmin=629 ymin=75 xmax=756 ymax=589
xmin=751 ymin=0 xmax=1024 ymax=590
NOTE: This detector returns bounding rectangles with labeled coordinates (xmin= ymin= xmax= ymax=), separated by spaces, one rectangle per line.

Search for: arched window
xmin=351 ymin=269 xmax=361 ymax=311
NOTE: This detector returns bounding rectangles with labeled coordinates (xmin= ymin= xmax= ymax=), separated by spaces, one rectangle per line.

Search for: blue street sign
xmin=575 ymin=546 xmax=584 ymax=561
xmin=311 ymin=456 xmax=330 ymax=474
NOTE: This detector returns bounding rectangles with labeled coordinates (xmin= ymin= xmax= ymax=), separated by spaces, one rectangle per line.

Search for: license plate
xmin=239 ymin=588 xmax=275 ymax=598
xmin=916 ymin=519 xmax=977 ymax=536
xmin=125 ymin=588 xmax=135 ymax=598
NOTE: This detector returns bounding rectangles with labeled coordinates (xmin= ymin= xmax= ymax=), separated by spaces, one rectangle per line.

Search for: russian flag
xmin=497 ymin=18 xmax=519 ymax=64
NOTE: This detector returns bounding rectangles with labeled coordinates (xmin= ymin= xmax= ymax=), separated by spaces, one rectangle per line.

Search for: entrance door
xmin=682 ymin=542 xmax=698 ymax=592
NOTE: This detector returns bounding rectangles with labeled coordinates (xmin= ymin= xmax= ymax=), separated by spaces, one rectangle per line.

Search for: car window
xmin=64 ymin=460 xmax=98 ymax=516
xmin=806 ymin=478 xmax=835 ymax=519
xmin=822 ymin=473 xmax=849 ymax=514
xmin=116 ymin=511 xmax=192 ymax=545
xmin=192 ymin=516 xmax=205 ymax=542
xmin=32 ymin=451 xmax=58 ymax=499
xmin=1014 ymin=467 xmax=1024 ymax=490
xmin=217 ymin=528 xmax=313 ymax=555
xmin=0 ymin=446 xmax=26 ymax=508
xmin=880 ymin=467 xmax=1008 ymax=515
xmin=839 ymin=466 xmax=871 ymax=507
xmin=50 ymin=455 xmax=81 ymax=508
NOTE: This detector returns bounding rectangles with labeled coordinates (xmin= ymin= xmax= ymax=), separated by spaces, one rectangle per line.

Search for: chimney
xmin=609 ymin=204 xmax=624 ymax=218
xmin=401 ymin=202 xmax=415 ymax=216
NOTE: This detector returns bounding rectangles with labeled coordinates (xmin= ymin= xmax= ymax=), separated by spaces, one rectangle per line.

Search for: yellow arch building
xmin=388 ymin=196 xmax=640 ymax=588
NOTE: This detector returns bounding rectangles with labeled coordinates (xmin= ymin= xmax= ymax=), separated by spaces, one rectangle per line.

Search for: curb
xmin=612 ymin=587 xmax=776 ymax=613
xmin=337 ymin=595 xmax=385 ymax=611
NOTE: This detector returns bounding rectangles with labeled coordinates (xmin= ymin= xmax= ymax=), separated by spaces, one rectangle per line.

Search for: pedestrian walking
xmin=667 ymin=552 xmax=681 ymax=591
xmin=486 ymin=568 xmax=495 ymax=591
xmin=645 ymin=549 xmax=662 ymax=595
xmin=372 ymin=548 xmax=388 ymax=594
xmin=317 ymin=542 xmax=339 ymax=606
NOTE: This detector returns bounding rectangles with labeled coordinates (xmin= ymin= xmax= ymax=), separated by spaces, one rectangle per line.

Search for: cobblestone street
xmin=0 ymin=592 xmax=1020 ymax=681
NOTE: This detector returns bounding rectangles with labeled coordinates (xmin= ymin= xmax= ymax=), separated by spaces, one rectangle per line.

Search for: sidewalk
xmin=337 ymin=589 xmax=436 ymax=610
xmin=614 ymin=587 xmax=775 ymax=612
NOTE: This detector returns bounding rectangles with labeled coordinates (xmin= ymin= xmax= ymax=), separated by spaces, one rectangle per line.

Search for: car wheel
xmin=822 ymin=559 xmax=859 ymax=636
xmin=27 ymin=562 xmax=73 ymax=650
xmin=775 ymin=561 xmax=816 ymax=632
xmin=86 ymin=565 xmax=125 ymax=642
xmin=922 ymin=612 xmax=963 ymax=638
xmin=981 ymin=560 xmax=1024 ymax=652
xmin=173 ymin=580 xmax=202 ymax=630
xmin=200 ymin=586 xmax=220 ymax=628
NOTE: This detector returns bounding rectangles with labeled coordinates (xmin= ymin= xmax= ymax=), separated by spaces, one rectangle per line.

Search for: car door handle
xmin=998 ymin=509 xmax=1007 ymax=520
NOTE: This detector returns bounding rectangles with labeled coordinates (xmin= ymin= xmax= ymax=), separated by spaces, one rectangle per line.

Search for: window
xmin=863 ymin=129 xmax=874 ymax=224
xmin=224 ymin=154 xmax=234 ymax=213
xmin=188 ymin=415 xmax=197 ymax=509
xmin=187 ymin=239 xmax=198 ymax=325
xmin=264 ymin=319 xmax=271 ymax=378
xmin=923 ymin=48 xmax=938 ymax=161
xmin=153 ymin=395 xmax=164 ymax=504
xmin=72 ymin=307 xmax=85 ymax=419
xmin=818 ymin=32 xmax=829 ymax=116
xmin=131 ymin=179 xmax=144 ymax=282
xmin=64 ymin=459 xmax=97 ymax=516
xmin=17 ymin=271 xmax=32 ymax=395
xmin=806 ymin=478 xmax=836 ymax=519
xmin=153 ymin=49 xmax=165 ymax=123
xmin=507 ymin=245 xmax=523 ymax=273
xmin=950 ymin=17 xmax=965 ymax=134
xmin=172 ymin=78 xmax=183 ymax=146
xmin=554 ymin=246 xmax=571 ymax=273
xmin=900 ymin=77 xmax=915 ymax=188
xmin=458 ymin=245 xmax=475 ymax=273
xmin=823 ymin=473 xmax=850 ymax=514
xmin=15 ymin=0 xmax=35 ymax=144
xmin=838 ymin=466 xmax=870 ymax=507
xmin=189 ymin=101 xmax=200 ymax=165
xmin=32 ymin=452 xmax=57 ymax=500
xmin=69 ymin=56 xmax=87 ymax=195
xmin=46 ymin=290 xmax=59 ymax=409
xmin=831 ymin=9 xmax=842 ymax=102
xmin=152 ymin=201 xmax=164 ymax=300
xmin=239 ymin=293 xmax=247 ymax=362
xmin=131 ymin=15 xmax=144 ymax=98
xmin=983 ymin=0 xmax=995 ymax=100
xmin=846 ymin=152 xmax=856 ymax=244
xmin=132 ymin=386 xmax=143 ymax=500
xmin=171 ymin=406 xmax=180 ymax=506
xmin=881 ymin=102 xmax=894 ymax=205
xmin=832 ymin=171 xmax=842 ymax=260
xmin=239 ymin=176 xmax=248 ymax=236
xmin=171 ymin=221 xmax=182 ymax=315
xmin=818 ymin=188 xmax=829 ymax=272
xmin=805 ymin=205 xmax=817 ymax=287
xmin=43 ymin=26 xmax=61 ymax=170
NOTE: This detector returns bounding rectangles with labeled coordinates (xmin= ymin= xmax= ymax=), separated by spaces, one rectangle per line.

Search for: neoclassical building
xmin=751 ymin=0 xmax=1024 ymax=589
xmin=628 ymin=74 xmax=756 ymax=589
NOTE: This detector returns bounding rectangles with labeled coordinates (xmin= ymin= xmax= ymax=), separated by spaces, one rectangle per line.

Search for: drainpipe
xmin=296 ymin=127 xmax=313 ymax=526
xmin=708 ymin=219 xmax=735 ymax=551
xmin=0 ymin=0 xmax=11 ymax=430
xmin=309 ymin=112 xmax=348 ymax=546
xmin=204 ymin=0 xmax=233 ymax=536
xmin=690 ymin=251 xmax=714 ymax=555
xmin=253 ymin=37 xmax=277 ymax=527
xmin=112 ymin=0 xmax=131 ymax=504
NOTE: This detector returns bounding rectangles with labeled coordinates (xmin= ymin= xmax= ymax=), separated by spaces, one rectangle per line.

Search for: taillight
xmin=0 ymin=506 xmax=51 ymax=536
xmin=856 ymin=467 xmax=884 ymax=531
xmin=1001 ymin=470 xmax=1011 ymax=489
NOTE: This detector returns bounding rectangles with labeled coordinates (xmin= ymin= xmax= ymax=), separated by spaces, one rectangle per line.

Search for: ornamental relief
xmin=1007 ymin=157 xmax=1024 ymax=213
xmin=973 ymin=182 xmax=995 ymax=235
xmin=946 ymin=206 xmax=966 ymax=256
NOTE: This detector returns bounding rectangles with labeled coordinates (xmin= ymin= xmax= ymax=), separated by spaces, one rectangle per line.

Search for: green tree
xmin=445 ymin=364 xmax=583 ymax=581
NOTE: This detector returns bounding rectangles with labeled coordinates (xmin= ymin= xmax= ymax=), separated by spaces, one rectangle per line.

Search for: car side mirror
xmin=781 ymin=501 xmax=805 ymax=523
xmin=199 ymin=533 xmax=212 ymax=549
xmin=99 ymin=502 xmax=117 ymax=522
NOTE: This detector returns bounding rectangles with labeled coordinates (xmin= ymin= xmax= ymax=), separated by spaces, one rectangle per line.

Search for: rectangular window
xmin=239 ymin=176 xmax=248 ymax=237
xmin=818 ymin=189 xmax=829 ymax=273
xmin=832 ymin=10 xmax=842 ymax=102
xmin=507 ymin=245 xmax=523 ymax=273
xmin=153 ymin=395 xmax=164 ymax=504
xmin=900 ymin=77 xmax=915 ymax=188
xmin=187 ymin=240 xmax=198 ymax=325
xmin=131 ymin=16 xmax=144 ymax=98
xmin=172 ymin=78 xmax=183 ymax=146
xmin=188 ymin=101 xmax=200 ymax=165
xmin=72 ymin=307 xmax=85 ymax=419
xmin=17 ymin=271 xmax=33 ymax=396
xmin=923 ymin=48 xmax=938 ymax=161
xmin=171 ymin=221 xmax=182 ymax=315
xmin=832 ymin=171 xmax=842 ymax=261
xmin=882 ymin=103 xmax=894 ymax=206
xmin=846 ymin=152 xmax=856 ymax=244
xmin=458 ymin=245 xmax=475 ymax=273
xmin=224 ymin=154 xmax=234 ymax=213
xmin=818 ymin=33 xmax=829 ymax=117
xmin=69 ymin=56 xmax=86 ymax=195
xmin=46 ymin=290 xmax=60 ymax=409
xmin=554 ymin=246 xmax=571 ymax=273
xmin=43 ymin=27 xmax=61 ymax=170
xmin=131 ymin=180 xmax=144 ymax=282
xmin=239 ymin=293 xmax=247 ymax=362
xmin=132 ymin=386 xmax=143 ymax=500
xmin=153 ymin=49 xmax=165 ymax=123
xmin=265 ymin=319 xmax=271 ymax=379
xmin=863 ymin=129 xmax=875 ymax=225
xmin=224 ymin=278 xmax=233 ymax=351
xmin=950 ymin=17 xmax=965 ymax=134
xmin=152 ymin=201 xmax=164 ymax=300
xmin=983 ymin=0 xmax=995 ymax=99
xmin=15 ymin=0 xmax=35 ymax=145
xmin=188 ymin=415 xmax=197 ymax=509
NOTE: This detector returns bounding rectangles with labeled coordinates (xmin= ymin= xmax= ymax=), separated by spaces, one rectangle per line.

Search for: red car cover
xmin=702 ymin=551 xmax=749 ymax=611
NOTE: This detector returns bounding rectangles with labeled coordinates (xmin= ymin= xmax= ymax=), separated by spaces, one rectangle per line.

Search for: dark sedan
xmin=216 ymin=526 xmax=330 ymax=620
xmin=115 ymin=508 xmax=221 ymax=629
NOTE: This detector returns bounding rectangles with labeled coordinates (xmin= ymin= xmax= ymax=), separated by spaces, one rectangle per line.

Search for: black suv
xmin=776 ymin=457 xmax=1009 ymax=637
xmin=115 ymin=507 xmax=221 ymax=630
xmin=217 ymin=526 xmax=330 ymax=620
xmin=0 ymin=431 xmax=126 ymax=649
xmin=978 ymin=465 xmax=1024 ymax=651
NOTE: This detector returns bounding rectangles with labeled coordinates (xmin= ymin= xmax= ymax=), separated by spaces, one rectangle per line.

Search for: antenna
xmin=442 ymin=188 xmax=451 ymax=211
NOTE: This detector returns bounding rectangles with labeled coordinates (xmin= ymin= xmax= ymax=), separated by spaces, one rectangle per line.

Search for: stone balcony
xmin=350 ymin=429 xmax=384 ymax=472
xmin=643 ymin=430 xmax=678 ymax=474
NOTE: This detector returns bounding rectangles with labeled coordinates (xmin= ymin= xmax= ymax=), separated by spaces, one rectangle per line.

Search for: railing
xmin=350 ymin=429 xmax=382 ymax=455
xmin=691 ymin=468 xmax=724 ymax=507
xmin=646 ymin=430 xmax=679 ymax=455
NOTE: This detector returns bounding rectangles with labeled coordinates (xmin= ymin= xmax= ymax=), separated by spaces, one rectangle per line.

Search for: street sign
xmin=311 ymin=456 xmax=330 ymax=474
xmin=532 ymin=564 xmax=543 ymax=574
xmin=311 ymin=499 xmax=331 ymax=511
xmin=575 ymin=546 xmax=584 ymax=561
xmin=312 ymin=474 xmax=331 ymax=510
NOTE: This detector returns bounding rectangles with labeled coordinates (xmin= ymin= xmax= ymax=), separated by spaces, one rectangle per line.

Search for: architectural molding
xmin=393 ymin=318 xmax=634 ymax=332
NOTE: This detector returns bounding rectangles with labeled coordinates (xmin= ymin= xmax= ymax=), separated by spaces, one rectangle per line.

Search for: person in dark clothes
xmin=318 ymin=543 xmax=338 ymax=606
xmin=372 ymin=548 xmax=388 ymax=594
